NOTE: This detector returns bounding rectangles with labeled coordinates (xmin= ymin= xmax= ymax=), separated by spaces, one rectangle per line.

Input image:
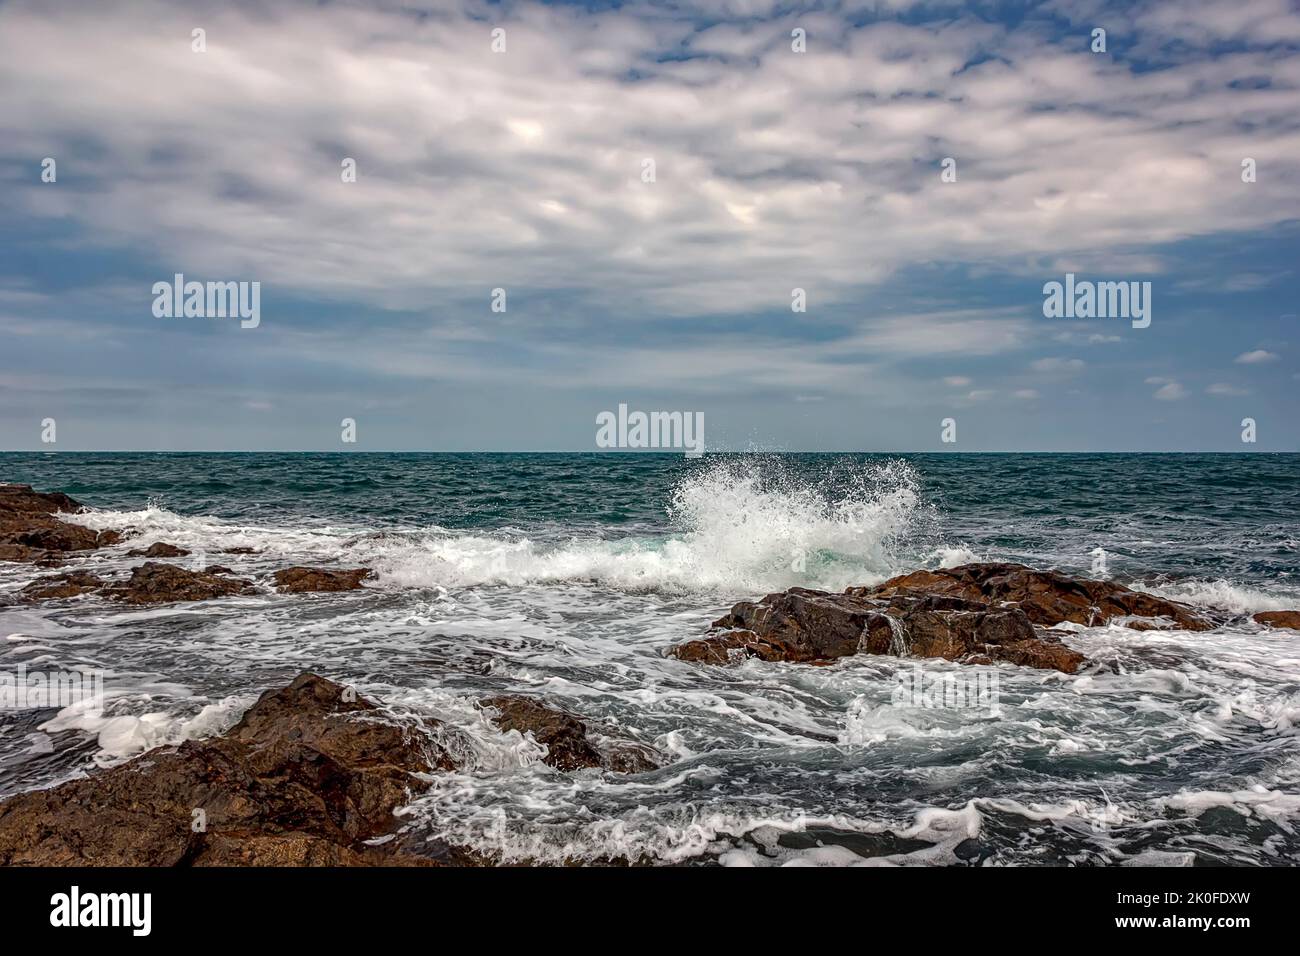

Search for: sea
xmin=1 ymin=451 xmax=1298 ymax=866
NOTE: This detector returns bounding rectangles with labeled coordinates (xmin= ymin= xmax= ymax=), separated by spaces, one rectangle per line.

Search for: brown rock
xmin=481 ymin=695 xmax=663 ymax=773
xmin=107 ymin=562 xmax=253 ymax=604
xmin=126 ymin=542 xmax=190 ymax=558
xmin=0 ymin=673 xmax=472 ymax=866
xmin=1254 ymin=610 xmax=1300 ymax=631
xmin=274 ymin=567 xmax=373 ymax=593
xmin=704 ymin=588 xmax=884 ymax=664
xmin=0 ymin=483 xmax=83 ymax=515
xmin=671 ymin=587 xmax=1085 ymax=674
xmin=856 ymin=562 xmax=1211 ymax=631
xmin=0 ymin=484 xmax=121 ymax=564
xmin=18 ymin=570 xmax=107 ymax=601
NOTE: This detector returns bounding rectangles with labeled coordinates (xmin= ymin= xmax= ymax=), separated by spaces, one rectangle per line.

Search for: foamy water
xmin=2 ymin=452 xmax=1298 ymax=865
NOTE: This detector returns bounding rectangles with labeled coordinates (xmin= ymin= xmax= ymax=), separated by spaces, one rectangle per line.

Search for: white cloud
xmin=1013 ymin=389 xmax=1039 ymax=399
xmin=1235 ymin=349 xmax=1280 ymax=364
xmin=0 ymin=0 xmax=1296 ymax=323
xmin=1154 ymin=381 xmax=1189 ymax=400
xmin=1206 ymin=383 xmax=1248 ymax=396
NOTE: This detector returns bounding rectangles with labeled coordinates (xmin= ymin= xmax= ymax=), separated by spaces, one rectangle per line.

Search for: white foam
xmin=372 ymin=458 xmax=931 ymax=596
xmin=1145 ymin=578 xmax=1297 ymax=615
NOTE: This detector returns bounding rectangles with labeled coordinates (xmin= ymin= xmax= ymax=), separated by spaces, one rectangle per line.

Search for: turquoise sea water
xmin=2 ymin=452 xmax=1298 ymax=865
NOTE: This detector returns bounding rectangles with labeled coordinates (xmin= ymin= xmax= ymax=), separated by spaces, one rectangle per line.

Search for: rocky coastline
xmin=1 ymin=481 xmax=1296 ymax=866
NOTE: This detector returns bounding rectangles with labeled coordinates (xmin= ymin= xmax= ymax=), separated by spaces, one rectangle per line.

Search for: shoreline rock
xmin=0 ymin=483 xmax=121 ymax=564
xmin=0 ymin=673 xmax=476 ymax=866
xmin=274 ymin=567 xmax=373 ymax=593
xmin=481 ymin=695 xmax=663 ymax=773
xmin=670 ymin=562 xmax=1215 ymax=674
xmin=1254 ymin=610 xmax=1300 ymax=631
xmin=126 ymin=542 xmax=190 ymax=558
xmin=105 ymin=562 xmax=255 ymax=604
xmin=857 ymin=563 xmax=1212 ymax=631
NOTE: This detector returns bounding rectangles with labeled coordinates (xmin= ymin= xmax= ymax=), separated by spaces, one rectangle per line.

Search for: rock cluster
xmin=0 ymin=484 xmax=120 ymax=564
xmin=0 ymin=672 xmax=666 ymax=866
xmin=670 ymin=563 xmax=1218 ymax=674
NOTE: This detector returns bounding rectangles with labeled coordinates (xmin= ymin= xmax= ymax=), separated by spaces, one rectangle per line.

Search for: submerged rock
xmin=0 ymin=483 xmax=122 ymax=564
xmin=274 ymin=567 xmax=374 ymax=593
xmin=856 ymin=563 xmax=1211 ymax=631
xmin=1254 ymin=610 xmax=1300 ymax=631
xmin=106 ymin=562 xmax=254 ymax=604
xmin=0 ymin=673 xmax=474 ymax=866
xmin=126 ymin=542 xmax=191 ymax=558
xmin=481 ymin=695 xmax=663 ymax=773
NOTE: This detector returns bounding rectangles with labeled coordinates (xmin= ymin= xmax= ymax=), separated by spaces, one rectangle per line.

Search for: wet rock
xmin=855 ymin=563 xmax=1211 ymax=631
xmin=0 ymin=483 xmax=121 ymax=564
xmin=700 ymin=588 xmax=883 ymax=664
xmin=126 ymin=542 xmax=191 ymax=558
xmin=481 ymin=695 xmax=663 ymax=773
xmin=1254 ymin=610 xmax=1300 ymax=631
xmin=222 ymin=546 xmax=258 ymax=555
xmin=18 ymin=570 xmax=107 ymax=602
xmin=0 ymin=673 xmax=472 ymax=866
xmin=0 ymin=484 xmax=82 ymax=515
xmin=274 ymin=567 xmax=373 ymax=593
xmin=671 ymin=586 xmax=1085 ymax=674
xmin=106 ymin=562 xmax=254 ymax=604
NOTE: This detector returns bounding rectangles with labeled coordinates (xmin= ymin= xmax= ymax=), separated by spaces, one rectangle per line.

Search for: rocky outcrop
xmin=18 ymin=570 xmax=107 ymax=602
xmin=0 ymin=483 xmax=121 ymax=564
xmin=126 ymin=542 xmax=190 ymax=558
xmin=671 ymin=585 xmax=1086 ymax=674
xmin=670 ymin=564 xmax=1216 ymax=674
xmin=273 ymin=567 xmax=373 ymax=593
xmin=1254 ymin=610 xmax=1300 ymax=631
xmin=12 ymin=563 xmax=252 ymax=605
xmin=481 ymin=695 xmax=663 ymax=773
xmin=0 ymin=673 xmax=477 ymax=866
xmin=105 ymin=562 xmax=254 ymax=604
xmin=855 ymin=563 xmax=1211 ymax=631
xmin=0 ymin=484 xmax=82 ymax=515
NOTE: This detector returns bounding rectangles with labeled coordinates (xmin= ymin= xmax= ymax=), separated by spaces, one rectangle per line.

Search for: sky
xmin=0 ymin=0 xmax=1297 ymax=452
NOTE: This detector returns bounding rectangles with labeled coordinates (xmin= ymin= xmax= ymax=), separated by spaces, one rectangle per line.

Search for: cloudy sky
xmin=1 ymin=0 xmax=1297 ymax=451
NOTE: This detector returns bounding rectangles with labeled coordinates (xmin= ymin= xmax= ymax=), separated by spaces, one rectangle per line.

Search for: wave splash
xmin=372 ymin=456 xmax=934 ymax=594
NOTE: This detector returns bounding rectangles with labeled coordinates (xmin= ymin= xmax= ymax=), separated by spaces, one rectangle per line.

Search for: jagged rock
xmin=126 ymin=542 xmax=190 ymax=558
xmin=274 ymin=567 xmax=373 ymax=593
xmin=0 ymin=484 xmax=82 ymax=515
xmin=856 ymin=563 xmax=1211 ymax=631
xmin=18 ymin=570 xmax=107 ymax=601
xmin=106 ymin=562 xmax=253 ymax=604
xmin=0 ymin=483 xmax=121 ymax=563
xmin=672 ymin=561 xmax=1216 ymax=674
xmin=481 ymin=695 xmax=662 ymax=773
xmin=1254 ymin=610 xmax=1300 ymax=631
xmin=0 ymin=673 xmax=474 ymax=866
xmin=671 ymin=586 xmax=1085 ymax=674
xmin=222 ymin=546 xmax=259 ymax=555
